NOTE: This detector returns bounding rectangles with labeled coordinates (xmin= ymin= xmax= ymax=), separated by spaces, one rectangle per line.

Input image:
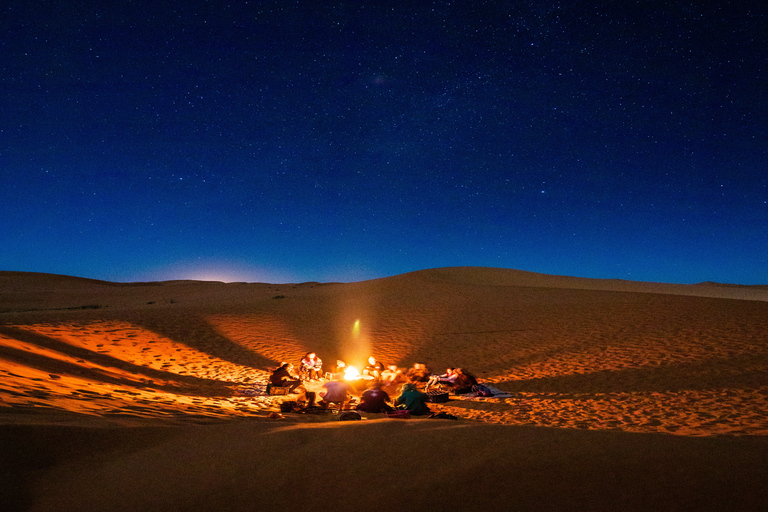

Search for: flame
xmin=344 ymin=365 xmax=361 ymax=380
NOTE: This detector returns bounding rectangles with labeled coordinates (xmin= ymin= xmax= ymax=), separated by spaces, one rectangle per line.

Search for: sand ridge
xmin=1 ymin=268 xmax=768 ymax=435
xmin=3 ymin=268 xmax=768 ymax=511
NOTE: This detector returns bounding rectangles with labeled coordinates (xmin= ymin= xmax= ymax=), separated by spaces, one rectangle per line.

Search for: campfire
xmin=344 ymin=365 xmax=361 ymax=380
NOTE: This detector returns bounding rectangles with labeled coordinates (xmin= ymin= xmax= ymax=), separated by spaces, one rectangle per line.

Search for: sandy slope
xmin=2 ymin=267 xmax=768 ymax=511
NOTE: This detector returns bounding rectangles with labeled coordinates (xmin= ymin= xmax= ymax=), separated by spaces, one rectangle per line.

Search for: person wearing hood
xmin=394 ymin=383 xmax=431 ymax=416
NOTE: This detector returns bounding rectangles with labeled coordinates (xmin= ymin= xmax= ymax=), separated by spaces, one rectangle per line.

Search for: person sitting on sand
xmin=330 ymin=360 xmax=347 ymax=378
xmin=270 ymin=363 xmax=303 ymax=393
xmin=406 ymin=363 xmax=431 ymax=384
xmin=299 ymin=352 xmax=323 ymax=381
xmin=394 ymin=383 xmax=431 ymax=416
xmin=319 ymin=375 xmax=357 ymax=409
xmin=381 ymin=365 xmax=406 ymax=387
xmin=363 ymin=356 xmax=385 ymax=379
xmin=425 ymin=368 xmax=457 ymax=391
xmin=356 ymin=382 xmax=393 ymax=413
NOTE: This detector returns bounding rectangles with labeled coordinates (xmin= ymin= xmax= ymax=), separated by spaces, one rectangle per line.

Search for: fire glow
xmin=344 ymin=365 xmax=361 ymax=380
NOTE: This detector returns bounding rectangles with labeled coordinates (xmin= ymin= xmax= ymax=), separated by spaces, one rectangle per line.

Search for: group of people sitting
xmin=312 ymin=374 xmax=435 ymax=416
xmin=269 ymin=354 xmax=480 ymax=416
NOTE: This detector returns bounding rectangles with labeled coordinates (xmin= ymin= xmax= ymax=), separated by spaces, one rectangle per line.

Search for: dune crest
xmin=3 ymin=268 xmax=768 ymax=511
xmin=0 ymin=267 xmax=767 ymax=436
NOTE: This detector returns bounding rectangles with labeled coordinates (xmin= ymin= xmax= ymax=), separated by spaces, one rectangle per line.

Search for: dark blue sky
xmin=2 ymin=1 xmax=766 ymax=284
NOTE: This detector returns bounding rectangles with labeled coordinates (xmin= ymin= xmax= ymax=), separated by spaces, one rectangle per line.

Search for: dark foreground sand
xmin=3 ymin=419 xmax=768 ymax=512
xmin=2 ymin=268 xmax=768 ymax=511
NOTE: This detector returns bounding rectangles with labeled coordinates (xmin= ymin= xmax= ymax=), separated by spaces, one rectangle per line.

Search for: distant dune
xmin=2 ymin=267 xmax=768 ymax=511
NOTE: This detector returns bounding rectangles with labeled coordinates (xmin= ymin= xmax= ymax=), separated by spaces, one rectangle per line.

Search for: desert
xmin=2 ymin=267 xmax=768 ymax=511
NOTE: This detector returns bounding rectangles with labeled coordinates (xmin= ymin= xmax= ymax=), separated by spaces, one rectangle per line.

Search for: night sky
xmin=2 ymin=1 xmax=766 ymax=285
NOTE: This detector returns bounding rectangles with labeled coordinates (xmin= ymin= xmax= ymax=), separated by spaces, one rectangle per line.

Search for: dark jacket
xmin=356 ymin=388 xmax=392 ymax=413
xmin=270 ymin=367 xmax=294 ymax=386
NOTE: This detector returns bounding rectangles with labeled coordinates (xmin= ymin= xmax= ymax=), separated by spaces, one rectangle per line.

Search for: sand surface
xmin=2 ymin=267 xmax=768 ymax=511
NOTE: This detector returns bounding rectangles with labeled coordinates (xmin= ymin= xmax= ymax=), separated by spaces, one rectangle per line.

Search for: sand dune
xmin=2 ymin=267 xmax=768 ymax=511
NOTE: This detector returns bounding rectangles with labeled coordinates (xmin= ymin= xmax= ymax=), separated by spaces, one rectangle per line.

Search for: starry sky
xmin=2 ymin=1 xmax=766 ymax=285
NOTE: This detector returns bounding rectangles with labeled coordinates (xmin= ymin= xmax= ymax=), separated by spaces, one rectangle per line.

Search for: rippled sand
xmin=2 ymin=268 xmax=767 ymax=511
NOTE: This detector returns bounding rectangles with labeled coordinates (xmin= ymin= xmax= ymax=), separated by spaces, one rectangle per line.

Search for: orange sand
xmin=1 ymin=267 xmax=768 ymax=511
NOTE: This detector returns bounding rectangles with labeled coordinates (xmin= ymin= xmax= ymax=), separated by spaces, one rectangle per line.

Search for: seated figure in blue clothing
xmin=394 ymin=383 xmax=431 ymax=416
